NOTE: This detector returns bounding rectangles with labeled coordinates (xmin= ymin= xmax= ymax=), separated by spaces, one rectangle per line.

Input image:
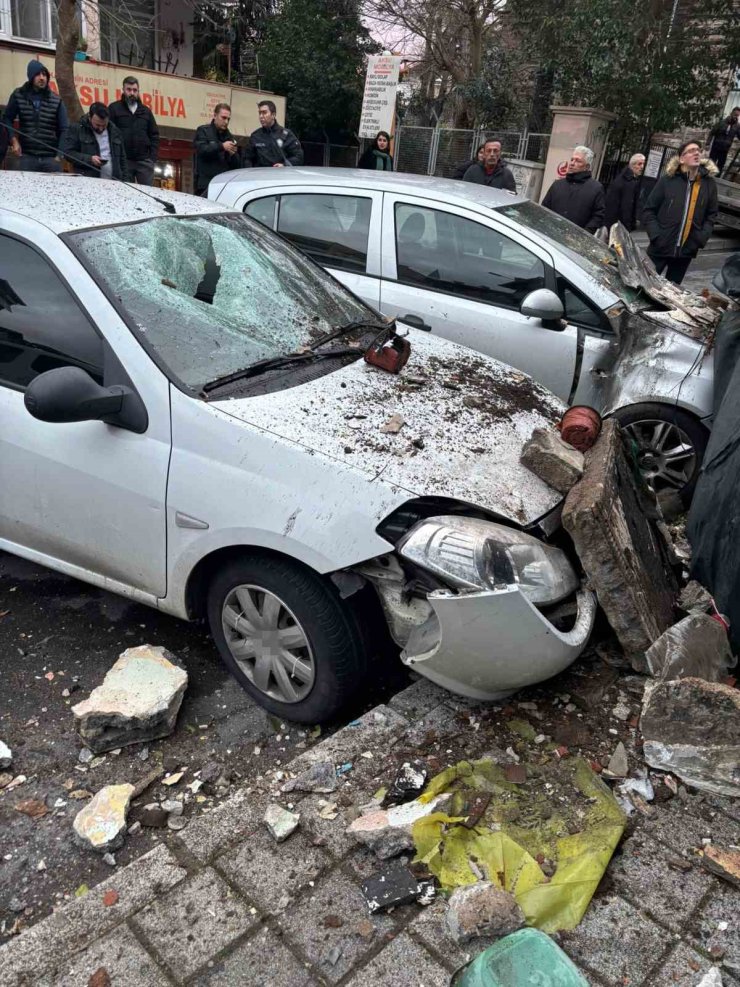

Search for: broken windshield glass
xmin=69 ymin=213 xmax=372 ymax=389
xmin=498 ymin=201 xmax=642 ymax=307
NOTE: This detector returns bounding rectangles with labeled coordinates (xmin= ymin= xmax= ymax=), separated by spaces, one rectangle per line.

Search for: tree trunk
xmin=56 ymin=0 xmax=83 ymax=123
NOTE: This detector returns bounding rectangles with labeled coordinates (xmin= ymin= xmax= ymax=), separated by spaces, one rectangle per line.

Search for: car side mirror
xmin=24 ymin=366 xmax=147 ymax=433
xmin=520 ymin=288 xmax=565 ymax=326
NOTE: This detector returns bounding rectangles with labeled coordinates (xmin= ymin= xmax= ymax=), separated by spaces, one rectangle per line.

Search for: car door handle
xmin=399 ymin=313 xmax=432 ymax=332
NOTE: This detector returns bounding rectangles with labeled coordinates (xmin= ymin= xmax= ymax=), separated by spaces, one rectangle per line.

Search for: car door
xmin=378 ymin=194 xmax=579 ymax=401
xmin=238 ymin=186 xmax=383 ymax=309
xmin=0 ymin=226 xmax=171 ymax=600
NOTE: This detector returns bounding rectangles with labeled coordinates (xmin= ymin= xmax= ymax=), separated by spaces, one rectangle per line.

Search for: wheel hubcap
xmin=623 ymin=419 xmax=696 ymax=493
xmin=221 ymin=584 xmax=315 ymax=704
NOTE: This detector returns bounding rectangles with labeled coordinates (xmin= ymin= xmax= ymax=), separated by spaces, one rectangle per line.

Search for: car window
xmin=245 ymin=195 xmax=277 ymax=229
xmin=276 ymin=194 xmax=372 ymax=273
xmin=69 ymin=212 xmax=373 ymax=391
xmin=0 ymin=234 xmax=103 ymax=390
xmin=498 ymin=200 xmax=641 ymax=306
xmin=559 ymin=279 xmax=604 ymax=330
xmin=394 ymin=203 xmax=545 ymax=309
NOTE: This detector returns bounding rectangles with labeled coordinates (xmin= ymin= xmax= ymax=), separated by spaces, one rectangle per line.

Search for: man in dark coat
xmin=642 ymin=140 xmax=719 ymax=285
xmin=604 ymin=153 xmax=645 ymax=231
xmin=452 ymin=143 xmax=485 ymax=180
xmin=61 ymin=103 xmax=129 ymax=180
xmin=2 ymin=59 xmax=68 ymax=172
xmin=108 ymin=76 xmax=159 ymax=185
xmin=462 ymin=139 xmax=516 ymax=191
xmin=242 ymin=100 xmax=303 ymax=168
xmin=541 ymin=146 xmax=605 ymax=233
xmin=193 ymin=103 xmax=241 ymax=195
xmin=709 ymin=107 xmax=739 ymax=176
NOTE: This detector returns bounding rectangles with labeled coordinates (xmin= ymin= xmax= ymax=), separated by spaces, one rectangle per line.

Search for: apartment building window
xmin=11 ymin=0 xmax=56 ymax=43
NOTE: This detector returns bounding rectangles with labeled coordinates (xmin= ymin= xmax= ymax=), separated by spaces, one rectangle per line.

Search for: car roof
xmin=0 ymin=173 xmax=230 ymax=234
xmin=209 ymin=166 xmax=528 ymax=210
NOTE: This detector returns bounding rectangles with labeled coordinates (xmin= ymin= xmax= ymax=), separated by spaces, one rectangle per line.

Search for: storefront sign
xmin=0 ymin=48 xmax=284 ymax=136
xmin=359 ymin=55 xmax=402 ymax=138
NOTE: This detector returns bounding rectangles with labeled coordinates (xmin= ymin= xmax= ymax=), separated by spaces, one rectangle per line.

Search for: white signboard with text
xmin=645 ymin=149 xmax=664 ymax=179
xmin=359 ymin=55 xmax=402 ymax=138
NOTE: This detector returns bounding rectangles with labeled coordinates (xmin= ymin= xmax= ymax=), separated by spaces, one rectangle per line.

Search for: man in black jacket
xmin=193 ymin=103 xmax=241 ymax=195
xmin=604 ymin=153 xmax=645 ymax=231
xmin=2 ymin=59 xmax=68 ymax=172
xmin=462 ymin=139 xmax=516 ymax=191
xmin=541 ymin=146 xmax=605 ymax=233
xmin=243 ymin=100 xmax=303 ymax=168
xmin=642 ymin=141 xmax=719 ymax=285
xmin=61 ymin=103 xmax=129 ymax=180
xmin=452 ymin=143 xmax=485 ymax=180
xmin=709 ymin=107 xmax=739 ymax=176
xmin=108 ymin=76 xmax=159 ymax=185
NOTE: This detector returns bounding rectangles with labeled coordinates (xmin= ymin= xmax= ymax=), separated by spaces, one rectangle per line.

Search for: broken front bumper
xmin=402 ymin=586 xmax=597 ymax=701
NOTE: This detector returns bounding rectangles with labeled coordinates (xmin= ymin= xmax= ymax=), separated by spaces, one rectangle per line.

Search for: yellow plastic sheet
xmin=411 ymin=757 xmax=625 ymax=932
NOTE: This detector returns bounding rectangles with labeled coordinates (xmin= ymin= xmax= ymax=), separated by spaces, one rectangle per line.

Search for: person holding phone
xmin=193 ymin=103 xmax=242 ymax=195
xmin=61 ymin=102 xmax=128 ymax=180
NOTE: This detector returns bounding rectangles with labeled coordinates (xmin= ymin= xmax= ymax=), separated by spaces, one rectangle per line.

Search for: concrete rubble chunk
xmin=679 ymin=580 xmax=713 ymax=615
xmin=602 ymin=742 xmax=629 ymax=779
xmin=264 ymin=803 xmax=300 ymax=842
xmin=0 ymin=740 xmax=12 ymax=769
xmin=520 ymin=428 xmax=584 ymax=494
xmin=347 ymin=793 xmax=451 ymax=859
xmin=562 ymin=419 xmax=677 ymax=670
xmin=641 ymin=677 xmax=740 ymax=796
xmin=645 ymin=614 xmax=735 ymax=682
xmin=72 ymin=645 xmax=188 ymax=753
xmin=701 ymin=845 xmax=740 ymax=889
xmin=281 ymin=759 xmax=337 ymax=794
xmin=697 ymin=970 xmax=724 ymax=987
xmin=73 ymin=783 xmax=135 ymax=853
xmin=445 ymin=881 xmax=525 ymax=943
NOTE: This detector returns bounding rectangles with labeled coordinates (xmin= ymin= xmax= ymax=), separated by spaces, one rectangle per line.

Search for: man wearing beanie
xmin=642 ymin=141 xmax=719 ymax=285
xmin=2 ymin=59 xmax=68 ymax=172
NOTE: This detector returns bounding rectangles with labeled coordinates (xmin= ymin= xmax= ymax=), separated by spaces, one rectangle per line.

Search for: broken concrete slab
xmin=445 ymin=882 xmax=525 ymax=943
xmin=562 ymin=419 xmax=677 ymax=670
xmin=602 ymin=742 xmax=628 ymax=780
xmin=521 ymin=428 xmax=584 ymax=494
xmin=645 ymin=614 xmax=735 ymax=682
xmin=281 ymin=760 xmax=337 ymax=794
xmin=0 ymin=739 xmax=12 ymax=769
xmin=641 ymin=678 xmax=740 ymax=796
xmin=679 ymin=580 xmax=714 ymax=616
xmin=701 ymin=846 xmax=740 ymax=889
xmin=347 ymin=793 xmax=452 ymax=859
xmin=72 ymin=645 xmax=188 ymax=753
xmin=73 ymin=784 xmax=135 ymax=853
xmin=264 ymin=803 xmax=300 ymax=842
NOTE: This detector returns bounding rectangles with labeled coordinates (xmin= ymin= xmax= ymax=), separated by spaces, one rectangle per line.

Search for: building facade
xmin=0 ymin=0 xmax=285 ymax=192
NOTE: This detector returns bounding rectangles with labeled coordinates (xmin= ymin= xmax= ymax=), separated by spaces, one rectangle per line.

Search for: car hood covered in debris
xmin=214 ymin=333 xmax=566 ymax=527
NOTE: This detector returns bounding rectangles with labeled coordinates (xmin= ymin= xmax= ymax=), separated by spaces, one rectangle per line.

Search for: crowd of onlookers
xmin=2 ymin=57 xmax=735 ymax=285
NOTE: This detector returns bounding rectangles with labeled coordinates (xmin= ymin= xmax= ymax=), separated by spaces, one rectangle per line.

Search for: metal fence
xmin=299 ymin=126 xmax=550 ymax=177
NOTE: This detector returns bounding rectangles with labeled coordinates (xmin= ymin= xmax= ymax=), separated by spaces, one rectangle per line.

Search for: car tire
xmin=614 ymin=403 xmax=709 ymax=505
xmin=207 ymin=553 xmax=369 ymax=723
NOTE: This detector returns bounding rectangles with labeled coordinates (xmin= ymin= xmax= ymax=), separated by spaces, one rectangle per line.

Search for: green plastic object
xmin=452 ymin=928 xmax=590 ymax=986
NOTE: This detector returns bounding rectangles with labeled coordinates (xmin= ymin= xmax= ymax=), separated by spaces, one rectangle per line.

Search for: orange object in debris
xmin=559 ymin=406 xmax=602 ymax=452
xmin=364 ymin=332 xmax=411 ymax=374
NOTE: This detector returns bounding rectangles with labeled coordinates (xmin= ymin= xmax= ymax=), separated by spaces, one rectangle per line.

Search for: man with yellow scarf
xmin=642 ymin=141 xmax=719 ymax=285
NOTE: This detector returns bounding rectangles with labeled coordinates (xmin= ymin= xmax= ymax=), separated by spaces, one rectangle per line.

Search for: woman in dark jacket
xmin=358 ymin=131 xmax=393 ymax=171
xmin=452 ymin=143 xmax=485 ymax=180
xmin=604 ymin=153 xmax=645 ymax=231
xmin=642 ymin=141 xmax=719 ymax=285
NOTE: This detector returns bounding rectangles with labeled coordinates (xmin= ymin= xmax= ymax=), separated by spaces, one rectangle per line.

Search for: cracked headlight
xmin=397 ymin=515 xmax=578 ymax=605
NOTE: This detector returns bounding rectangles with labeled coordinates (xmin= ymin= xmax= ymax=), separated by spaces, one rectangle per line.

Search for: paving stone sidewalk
xmin=1 ymin=679 xmax=738 ymax=986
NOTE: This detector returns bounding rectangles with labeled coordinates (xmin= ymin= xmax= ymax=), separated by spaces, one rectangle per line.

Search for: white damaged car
xmin=0 ymin=174 xmax=596 ymax=722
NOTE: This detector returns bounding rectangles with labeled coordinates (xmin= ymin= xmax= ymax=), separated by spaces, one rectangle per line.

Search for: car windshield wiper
xmin=308 ymin=319 xmax=393 ymax=351
xmin=201 ymin=346 xmax=360 ymax=393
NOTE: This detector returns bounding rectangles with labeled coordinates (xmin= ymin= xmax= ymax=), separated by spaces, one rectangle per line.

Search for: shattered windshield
xmin=497 ymin=200 xmax=641 ymax=306
xmin=69 ymin=213 xmax=373 ymax=389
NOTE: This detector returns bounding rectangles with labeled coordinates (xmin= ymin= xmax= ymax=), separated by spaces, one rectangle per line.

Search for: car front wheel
xmin=615 ymin=403 xmax=709 ymax=504
xmin=206 ymin=553 xmax=369 ymax=723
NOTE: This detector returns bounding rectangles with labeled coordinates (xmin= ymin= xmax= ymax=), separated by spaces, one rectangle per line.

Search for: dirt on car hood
xmin=214 ymin=332 xmax=566 ymax=527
